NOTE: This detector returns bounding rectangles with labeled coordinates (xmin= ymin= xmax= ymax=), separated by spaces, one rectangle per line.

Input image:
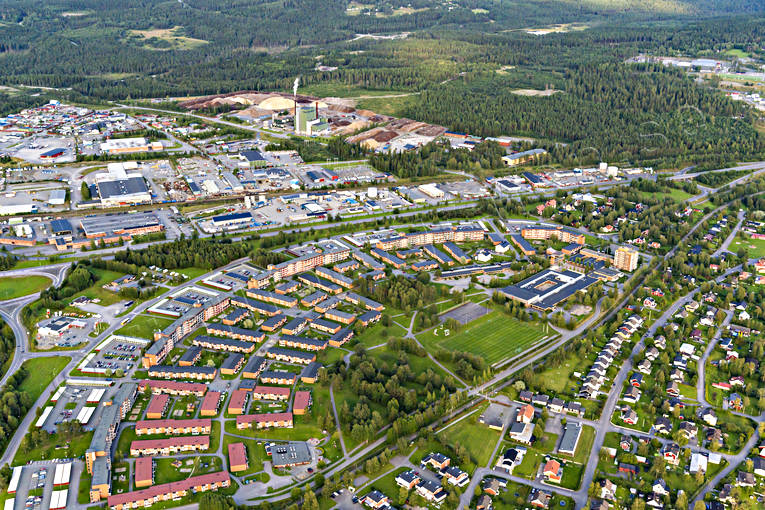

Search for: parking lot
xmin=35 ymin=315 xmax=95 ymax=350
xmin=81 ymin=336 xmax=147 ymax=375
xmin=41 ymin=385 xmax=106 ymax=432
xmin=8 ymin=461 xmax=78 ymax=510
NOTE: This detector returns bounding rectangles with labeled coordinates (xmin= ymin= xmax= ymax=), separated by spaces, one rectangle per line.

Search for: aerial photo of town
xmin=0 ymin=2 xmax=764 ymax=510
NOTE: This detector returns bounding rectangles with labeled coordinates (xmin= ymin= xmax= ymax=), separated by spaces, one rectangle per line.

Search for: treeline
xmin=0 ymin=361 xmax=36 ymax=461
xmin=0 ymin=253 xmax=17 ymax=271
xmin=264 ymin=136 xmax=366 ymax=163
xmin=113 ymin=236 xmax=251 ymax=270
xmin=368 ymin=140 xmax=505 ymax=178
xmin=695 ymin=169 xmax=750 ymax=187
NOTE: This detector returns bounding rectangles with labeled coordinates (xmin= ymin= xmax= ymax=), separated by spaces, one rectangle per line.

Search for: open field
xmin=417 ymin=310 xmax=548 ymax=365
xmin=14 ymin=430 xmax=92 ymax=465
xmin=114 ymin=314 xmax=174 ymax=339
xmin=511 ymin=89 xmax=562 ymax=97
xmin=128 ymin=26 xmax=208 ymax=50
xmin=0 ymin=275 xmax=51 ymax=300
xmin=438 ymin=406 xmax=500 ymax=472
xmin=737 ymin=235 xmax=765 ymax=259
xmin=17 ymin=356 xmax=71 ymax=397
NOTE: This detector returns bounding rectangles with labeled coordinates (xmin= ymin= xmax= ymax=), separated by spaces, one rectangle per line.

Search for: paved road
xmin=713 ymin=209 xmax=745 ymax=258
xmin=0 ymin=256 xmax=253 ymax=466
xmin=576 ymin=264 xmax=744 ymax=510
xmin=329 ymin=385 xmax=348 ymax=457
xmin=668 ymin=161 xmax=765 ymax=182
xmin=696 ymin=310 xmax=733 ymax=408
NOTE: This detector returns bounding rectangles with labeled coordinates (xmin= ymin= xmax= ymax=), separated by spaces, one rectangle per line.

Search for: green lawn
xmin=417 ymin=310 xmax=548 ymax=365
xmin=572 ymin=425 xmax=595 ymax=464
xmin=666 ymin=188 xmax=694 ymax=202
xmin=0 ymin=275 xmax=51 ymax=300
xmin=438 ymin=407 xmax=500 ymax=472
xmin=17 ymin=356 xmax=71 ymax=398
xmin=738 ymin=235 xmax=765 ymax=259
xmin=559 ymin=461 xmax=584 ymax=490
xmin=14 ymin=430 xmax=93 ymax=464
xmin=114 ymin=314 xmax=174 ymax=339
xmin=352 ymin=321 xmax=409 ymax=349
xmin=222 ymin=435 xmax=267 ymax=475
xmin=176 ymin=267 xmax=210 ymax=280
xmin=73 ymin=268 xmax=129 ymax=306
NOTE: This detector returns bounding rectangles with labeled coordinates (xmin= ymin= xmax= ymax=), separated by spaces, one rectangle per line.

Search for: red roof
xmin=253 ymin=386 xmax=291 ymax=397
xmin=131 ymin=436 xmax=209 ymax=451
xmin=134 ymin=457 xmax=153 ymax=483
xmin=228 ymin=442 xmax=247 ymax=468
xmin=146 ymin=394 xmax=169 ymax=416
xmin=228 ymin=389 xmax=249 ymax=410
xmin=108 ymin=471 xmax=230 ymax=506
xmin=200 ymin=391 xmax=221 ymax=412
xmin=135 ymin=418 xmax=211 ymax=432
xmin=236 ymin=412 xmax=293 ymax=426
xmin=139 ymin=379 xmax=207 ymax=394
xmin=294 ymin=391 xmax=311 ymax=411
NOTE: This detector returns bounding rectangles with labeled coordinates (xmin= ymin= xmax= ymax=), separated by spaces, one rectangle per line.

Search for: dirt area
xmin=511 ymin=89 xmax=562 ymax=97
xmin=569 ymin=304 xmax=592 ymax=316
xmin=129 ymin=26 xmax=208 ymax=50
xmin=523 ymin=23 xmax=590 ymax=35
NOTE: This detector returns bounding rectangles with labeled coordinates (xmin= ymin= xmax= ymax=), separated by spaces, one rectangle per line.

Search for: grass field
xmin=17 ymin=357 xmax=70 ymax=397
xmin=0 ymin=275 xmax=51 ymax=300
xmin=417 ymin=311 xmax=548 ymax=365
xmin=438 ymin=407 xmax=500 ymax=472
xmin=14 ymin=430 xmax=93 ymax=464
xmin=73 ymin=268 xmax=128 ymax=306
xmin=114 ymin=314 xmax=174 ymax=339
xmin=737 ymin=235 xmax=765 ymax=258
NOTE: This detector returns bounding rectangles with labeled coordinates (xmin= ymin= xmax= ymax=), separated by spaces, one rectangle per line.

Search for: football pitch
xmin=420 ymin=310 xmax=549 ymax=365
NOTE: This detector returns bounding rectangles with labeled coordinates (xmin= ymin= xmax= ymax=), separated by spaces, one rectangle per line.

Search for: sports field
xmin=418 ymin=310 xmax=549 ymax=365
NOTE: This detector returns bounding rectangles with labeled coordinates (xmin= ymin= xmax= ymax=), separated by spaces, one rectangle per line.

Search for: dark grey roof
xmin=97 ymin=176 xmax=149 ymax=200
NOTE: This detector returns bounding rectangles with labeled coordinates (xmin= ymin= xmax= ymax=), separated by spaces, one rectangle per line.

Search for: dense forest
xmin=405 ymin=64 xmax=764 ymax=167
xmin=0 ymin=1 xmax=763 ymax=167
xmin=113 ymin=236 xmax=251 ymax=269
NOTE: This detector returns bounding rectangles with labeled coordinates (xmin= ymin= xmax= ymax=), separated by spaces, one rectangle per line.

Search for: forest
xmin=0 ymin=2 xmax=763 ymax=168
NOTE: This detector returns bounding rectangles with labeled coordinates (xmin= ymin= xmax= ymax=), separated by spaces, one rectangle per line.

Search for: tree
xmin=676 ymin=491 xmax=688 ymax=509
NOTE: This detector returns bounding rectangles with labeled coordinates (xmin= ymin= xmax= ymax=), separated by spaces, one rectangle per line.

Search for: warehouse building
xmin=80 ymin=212 xmax=162 ymax=239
